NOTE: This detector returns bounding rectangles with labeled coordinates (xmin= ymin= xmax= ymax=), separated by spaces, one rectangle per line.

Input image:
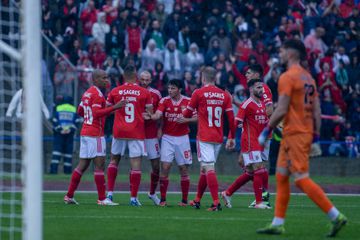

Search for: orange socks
xmin=295 ymin=177 xmax=333 ymax=213
xmin=274 ymin=173 xmax=290 ymax=218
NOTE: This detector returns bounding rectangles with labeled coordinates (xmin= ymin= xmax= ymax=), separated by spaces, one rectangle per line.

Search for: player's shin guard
xmin=130 ymin=170 xmax=142 ymax=198
xmin=274 ymin=173 xmax=290 ymax=218
xmin=180 ymin=175 xmax=190 ymax=202
xmin=195 ymin=172 xmax=207 ymax=202
xmin=66 ymin=168 xmax=83 ymax=198
xmin=253 ymin=169 xmax=263 ymax=204
xmin=295 ymin=177 xmax=333 ymax=213
xmin=94 ymin=170 xmax=106 ymax=201
xmin=150 ymin=172 xmax=160 ymax=195
xmin=206 ymin=170 xmax=220 ymax=205
xmin=160 ymin=176 xmax=169 ymax=201
xmin=107 ymin=162 xmax=118 ymax=192
xmin=226 ymin=172 xmax=253 ymax=196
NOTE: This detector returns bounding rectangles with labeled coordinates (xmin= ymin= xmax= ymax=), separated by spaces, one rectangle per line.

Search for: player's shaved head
xmin=123 ymin=64 xmax=137 ymax=83
xmin=92 ymin=69 xmax=106 ymax=81
xmin=139 ymin=70 xmax=152 ymax=88
xmin=92 ymin=69 xmax=109 ymax=89
xmin=140 ymin=70 xmax=151 ymax=79
xmin=201 ymin=66 xmax=217 ymax=84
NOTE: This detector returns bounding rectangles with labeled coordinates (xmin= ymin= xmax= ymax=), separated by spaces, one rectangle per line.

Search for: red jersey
xmin=185 ymin=85 xmax=234 ymax=143
xmin=236 ymin=97 xmax=268 ymax=152
xmin=157 ymin=95 xmax=191 ymax=136
xmin=107 ymin=83 xmax=152 ymax=140
xmin=145 ymin=87 xmax=161 ymax=139
xmin=79 ymin=86 xmax=106 ymax=137
xmin=262 ymin=84 xmax=273 ymax=106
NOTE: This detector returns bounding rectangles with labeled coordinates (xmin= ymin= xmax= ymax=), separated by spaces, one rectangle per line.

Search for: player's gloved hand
xmin=258 ymin=125 xmax=273 ymax=146
xmin=225 ymin=138 xmax=235 ymax=150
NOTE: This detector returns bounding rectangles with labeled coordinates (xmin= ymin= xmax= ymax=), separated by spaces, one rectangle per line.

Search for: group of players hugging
xmin=63 ymin=39 xmax=346 ymax=237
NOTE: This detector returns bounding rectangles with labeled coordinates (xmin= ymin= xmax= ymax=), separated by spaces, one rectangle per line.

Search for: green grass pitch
xmin=43 ymin=192 xmax=358 ymax=240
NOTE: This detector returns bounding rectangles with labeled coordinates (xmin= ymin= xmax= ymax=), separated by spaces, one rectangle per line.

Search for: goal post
xmin=0 ymin=0 xmax=42 ymax=239
xmin=22 ymin=0 xmax=42 ymax=240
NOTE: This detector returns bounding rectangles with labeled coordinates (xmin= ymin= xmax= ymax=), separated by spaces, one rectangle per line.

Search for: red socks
xmin=94 ymin=170 xmax=106 ymax=201
xmin=107 ymin=162 xmax=118 ymax=192
xmin=160 ymin=176 xmax=169 ymax=201
xmin=180 ymin=175 xmax=190 ymax=202
xmin=130 ymin=170 xmax=141 ymax=198
xmin=206 ymin=170 xmax=220 ymax=205
xmin=66 ymin=168 xmax=82 ymax=198
xmin=226 ymin=172 xmax=253 ymax=196
xmin=150 ymin=172 xmax=160 ymax=195
xmin=262 ymin=168 xmax=269 ymax=190
xmin=253 ymin=168 xmax=269 ymax=203
xmin=253 ymin=169 xmax=263 ymax=204
xmin=195 ymin=172 xmax=207 ymax=202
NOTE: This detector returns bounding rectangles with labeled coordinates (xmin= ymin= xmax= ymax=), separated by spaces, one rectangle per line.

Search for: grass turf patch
xmin=43 ymin=193 xmax=358 ymax=240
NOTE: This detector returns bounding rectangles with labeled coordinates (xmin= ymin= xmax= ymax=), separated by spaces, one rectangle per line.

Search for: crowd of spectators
xmin=40 ymin=0 xmax=360 ymax=157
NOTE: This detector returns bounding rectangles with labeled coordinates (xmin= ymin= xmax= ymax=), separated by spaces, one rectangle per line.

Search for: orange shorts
xmin=277 ymin=133 xmax=312 ymax=173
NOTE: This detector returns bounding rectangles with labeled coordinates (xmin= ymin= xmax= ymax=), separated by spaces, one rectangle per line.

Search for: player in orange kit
xmin=256 ymin=39 xmax=347 ymax=237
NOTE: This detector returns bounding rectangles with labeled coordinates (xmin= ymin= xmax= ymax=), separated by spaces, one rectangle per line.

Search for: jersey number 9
xmin=125 ymin=103 xmax=135 ymax=123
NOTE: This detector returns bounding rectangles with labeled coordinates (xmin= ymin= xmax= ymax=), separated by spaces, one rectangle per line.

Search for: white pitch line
xmin=44 ymin=215 xmax=268 ymax=222
xmin=42 ymin=215 xmax=360 ymax=225
xmin=40 ymin=190 xmax=360 ymax=197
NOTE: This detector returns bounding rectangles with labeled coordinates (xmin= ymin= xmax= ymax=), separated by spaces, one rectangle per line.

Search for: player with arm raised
xmin=146 ymin=79 xmax=197 ymax=206
xmin=257 ymin=39 xmax=347 ymax=237
xmin=138 ymin=70 xmax=162 ymax=205
xmin=183 ymin=67 xmax=236 ymax=211
xmin=221 ymin=79 xmax=271 ymax=209
xmin=106 ymin=65 xmax=153 ymax=206
xmin=64 ymin=69 xmax=127 ymax=205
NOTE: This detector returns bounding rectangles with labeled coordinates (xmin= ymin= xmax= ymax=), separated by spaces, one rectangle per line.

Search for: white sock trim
xmin=327 ymin=207 xmax=340 ymax=221
xmin=272 ymin=217 xmax=285 ymax=226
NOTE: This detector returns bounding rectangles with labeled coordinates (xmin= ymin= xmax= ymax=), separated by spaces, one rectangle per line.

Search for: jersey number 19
xmin=207 ymin=106 xmax=222 ymax=127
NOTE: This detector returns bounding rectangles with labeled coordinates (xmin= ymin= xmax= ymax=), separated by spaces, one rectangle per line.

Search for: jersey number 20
xmin=84 ymin=106 xmax=93 ymax=124
xmin=207 ymin=106 xmax=222 ymax=127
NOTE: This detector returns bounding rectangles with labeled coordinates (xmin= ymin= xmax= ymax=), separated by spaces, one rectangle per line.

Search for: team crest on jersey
xmin=84 ymin=99 xmax=89 ymax=104
xmin=119 ymin=90 xmax=123 ymax=95
xmin=204 ymin=92 xmax=209 ymax=97
xmin=174 ymin=107 xmax=178 ymax=111
xmin=84 ymin=92 xmax=91 ymax=98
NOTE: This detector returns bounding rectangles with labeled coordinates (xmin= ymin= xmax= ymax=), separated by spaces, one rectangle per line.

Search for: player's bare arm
xmin=265 ymin=103 xmax=273 ymax=117
xmin=258 ymin=95 xmax=290 ymax=146
xmin=176 ymin=115 xmax=197 ymax=124
xmin=268 ymin=95 xmax=290 ymax=128
xmin=313 ymin=96 xmax=321 ymax=136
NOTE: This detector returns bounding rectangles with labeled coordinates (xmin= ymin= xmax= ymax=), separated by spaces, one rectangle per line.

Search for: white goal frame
xmin=0 ymin=1 xmax=43 ymax=239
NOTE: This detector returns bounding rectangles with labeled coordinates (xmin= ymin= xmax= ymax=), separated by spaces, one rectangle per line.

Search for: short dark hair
xmin=248 ymin=64 xmax=263 ymax=77
xmin=282 ymin=39 xmax=307 ymax=61
xmin=168 ymin=79 xmax=183 ymax=89
xmin=123 ymin=64 xmax=137 ymax=79
xmin=247 ymin=78 xmax=262 ymax=88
